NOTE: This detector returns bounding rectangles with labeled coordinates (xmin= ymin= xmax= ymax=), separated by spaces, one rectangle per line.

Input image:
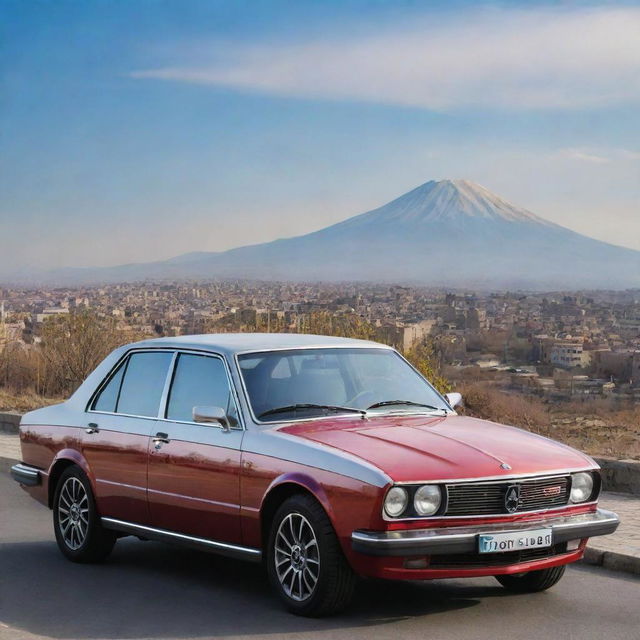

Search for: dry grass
xmin=0 ymin=389 xmax=64 ymax=413
xmin=548 ymin=404 xmax=640 ymax=461
xmin=459 ymin=382 xmax=640 ymax=461
xmin=460 ymin=383 xmax=550 ymax=433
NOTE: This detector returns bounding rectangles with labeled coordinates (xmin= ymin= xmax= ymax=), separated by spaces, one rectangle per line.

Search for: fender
xmin=48 ymin=448 xmax=95 ymax=504
xmin=257 ymin=469 xmax=383 ymax=561
xmin=262 ymin=471 xmax=336 ymax=526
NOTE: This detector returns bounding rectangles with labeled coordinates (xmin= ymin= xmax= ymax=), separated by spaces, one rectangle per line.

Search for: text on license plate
xmin=478 ymin=528 xmax=553 ymax=554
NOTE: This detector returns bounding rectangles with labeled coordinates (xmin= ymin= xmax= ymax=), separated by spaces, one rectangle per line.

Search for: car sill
xmin=101 ymin=517 xmax=262 ymax=562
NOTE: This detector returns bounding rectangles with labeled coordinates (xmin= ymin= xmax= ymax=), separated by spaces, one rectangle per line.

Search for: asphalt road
xmin=2 ymin=457 xmax=640 ymax=640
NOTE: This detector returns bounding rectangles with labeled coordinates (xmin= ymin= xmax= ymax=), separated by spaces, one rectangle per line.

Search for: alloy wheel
xmin=57 ymin=476 xmax=89 ymax=550
xmin=274 ymin=512 xmax=320 ymax=602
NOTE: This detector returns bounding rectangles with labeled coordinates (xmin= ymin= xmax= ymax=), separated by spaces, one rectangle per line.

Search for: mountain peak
xmin=13 ymin=176 xmax=640 ymax=290
xmin=340 ymin=178 xmax=550 ymax=229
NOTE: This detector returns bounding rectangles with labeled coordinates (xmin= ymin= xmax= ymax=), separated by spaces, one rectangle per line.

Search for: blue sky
xmin=1 ymin=0 xmax=639 ymax=273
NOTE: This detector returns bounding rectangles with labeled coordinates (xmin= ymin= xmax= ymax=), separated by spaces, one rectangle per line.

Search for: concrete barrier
xmin=594 ymin=457 xmax=640 ymax=498
xmin=0 ymin=412 xmax=21 ymax=434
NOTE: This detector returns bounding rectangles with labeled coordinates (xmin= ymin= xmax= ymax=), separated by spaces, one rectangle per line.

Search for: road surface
xmin=1 ymin=457 xmax=639 ymax=640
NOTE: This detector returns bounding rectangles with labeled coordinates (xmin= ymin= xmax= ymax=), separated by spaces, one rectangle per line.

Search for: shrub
xmin=404 ymin=340 xmax=451 ymax=394
xmin=0 ymin=389 xmax=62 ymax=413
xmin=460 ymin=383 xmax=550 ymax=434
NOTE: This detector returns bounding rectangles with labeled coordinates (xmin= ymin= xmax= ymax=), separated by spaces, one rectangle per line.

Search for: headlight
xmin=570 ymin=472 xmax=594 ymax=503
xmin=414 ymin=485 xmax=442 ymax=516
xmin=384 ymin=486 xmax=409 ymax=517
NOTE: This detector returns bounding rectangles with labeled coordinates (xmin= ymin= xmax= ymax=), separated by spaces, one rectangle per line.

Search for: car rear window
xmin=117 ymin=351 xmax=174 ymax=417
xmin=93 ymin=351 xmax=173 ymax=418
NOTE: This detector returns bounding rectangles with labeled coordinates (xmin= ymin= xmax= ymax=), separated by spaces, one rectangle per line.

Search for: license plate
xmin=478 ymin=528 xmax=553 ymax=554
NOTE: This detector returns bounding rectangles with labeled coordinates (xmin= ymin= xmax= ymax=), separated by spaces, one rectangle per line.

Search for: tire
xmin=266 ymin=494 xmax=357 ymax=616
xmin=495 ymin=565 xmax=566 ymax=593
xmin=53 ymin=466 xmax=116 ymax=563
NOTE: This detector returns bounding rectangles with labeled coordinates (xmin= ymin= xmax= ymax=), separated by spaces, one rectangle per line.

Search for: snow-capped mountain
xmin=10 ymin=179 xmax=640 ymax=289
xmin=335 ymin=179 xmax=552 ymax=227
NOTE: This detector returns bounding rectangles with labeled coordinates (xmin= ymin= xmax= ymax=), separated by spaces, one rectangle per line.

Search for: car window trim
xmin=113 ymin=354 xmax=131 ymax=414
xmin=158 ymin=351 xmax=179 ymax=420
xmin=87 ymin=347 xmax=245 ymax=429
xmin=159 ymin=349 xmax=245 ymax=431
xmin=86 ymin=350 xmax=129 ymax=413
xmin=90 ymin=355 xmax=127 ymax=414
xmin=86 ymin=348 xmax=177 ymax=419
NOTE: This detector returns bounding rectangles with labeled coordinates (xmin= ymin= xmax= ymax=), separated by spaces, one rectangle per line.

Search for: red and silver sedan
xmin=11 ymin=333 xmax=619 ymax=616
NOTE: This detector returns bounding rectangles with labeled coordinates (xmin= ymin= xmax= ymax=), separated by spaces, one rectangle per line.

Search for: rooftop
xmin=132 ymin=332 xmax=390 ymax=356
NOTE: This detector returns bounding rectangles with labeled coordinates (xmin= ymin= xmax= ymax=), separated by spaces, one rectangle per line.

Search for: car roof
xmin=130 ymin=333 xmax=392 ymax=357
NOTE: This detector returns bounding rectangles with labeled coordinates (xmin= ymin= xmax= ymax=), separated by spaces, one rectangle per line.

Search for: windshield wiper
xmin=258 ymin=403 xmax=366 ymax=419
xmin=366 ymin=400 xmax=446 ymax=412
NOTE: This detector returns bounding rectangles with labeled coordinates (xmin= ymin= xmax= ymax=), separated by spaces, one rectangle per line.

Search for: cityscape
xmin=2 ymin=279 xmax=639 ymax=403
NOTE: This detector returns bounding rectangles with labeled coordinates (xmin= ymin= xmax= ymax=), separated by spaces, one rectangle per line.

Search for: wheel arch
xmin=259 ymin=473 xmax=334 ymax=547
xmin=47 ymin=449 xmax=93 ymax=509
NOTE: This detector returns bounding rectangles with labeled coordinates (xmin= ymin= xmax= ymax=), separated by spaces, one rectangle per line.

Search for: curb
xmin=582 ymin=546 xmax=640 ymax=577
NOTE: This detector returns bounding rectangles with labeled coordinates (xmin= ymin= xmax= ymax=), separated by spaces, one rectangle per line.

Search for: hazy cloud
xmin=556 ymin=147 xmax=640 ymax=164
xmin=131 ymin=7 xmax=640 ymax=111
xmin=559 ymin=149 xmax=611 ymax=164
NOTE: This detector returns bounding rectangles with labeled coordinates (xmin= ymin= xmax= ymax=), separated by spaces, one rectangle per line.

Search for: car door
xmin=146 ymin=351 xmax=244 ymax=544
xmin=83 ymin=349 xmax=174 ymax=524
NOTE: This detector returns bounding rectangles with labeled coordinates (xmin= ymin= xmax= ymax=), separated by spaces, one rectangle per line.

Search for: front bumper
xmin=10 ymin=463 xmax=41 ymax=487
xmin=352 ymin=508 xmax=619 ymax=557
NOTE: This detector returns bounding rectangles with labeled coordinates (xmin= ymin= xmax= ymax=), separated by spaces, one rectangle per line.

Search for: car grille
xmin=444 ymin=475 xmax=570 ymax=516
xmin=429 ymin=543 xmax=569 ymax=569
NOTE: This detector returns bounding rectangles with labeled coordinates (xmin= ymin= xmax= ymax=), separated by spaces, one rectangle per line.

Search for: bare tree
xmin=39 ymin=311 xmax=131 ymax=396
xmin=0 ymin=342 xmax=40 ymax=392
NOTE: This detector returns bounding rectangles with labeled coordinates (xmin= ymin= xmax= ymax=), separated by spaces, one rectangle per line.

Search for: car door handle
xmin=85 ymin=423 xmax=100 ymax=434
xmin=153 ymin=432 xmax=170 ymax=448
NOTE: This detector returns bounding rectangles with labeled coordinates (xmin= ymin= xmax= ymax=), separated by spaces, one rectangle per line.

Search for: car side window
xmin=115 ymin=351 xmax=174 ymax=417
xmin=166 ymin=353 xmax=239 ymax=427
xmin=92 ymin=360 xmax=127 ymax=412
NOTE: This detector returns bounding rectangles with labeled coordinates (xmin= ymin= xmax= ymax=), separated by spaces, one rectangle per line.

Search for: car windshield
xmin=237 ymin=347 xmax=448 ymax=422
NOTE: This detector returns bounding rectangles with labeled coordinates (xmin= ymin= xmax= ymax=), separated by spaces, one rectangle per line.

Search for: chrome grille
xmin=445 ymin=475 xmax=570 ymax=516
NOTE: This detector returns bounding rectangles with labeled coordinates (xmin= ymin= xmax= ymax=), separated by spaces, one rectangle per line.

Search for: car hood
xmin=277 ymin=414 xmax=597 ymax=483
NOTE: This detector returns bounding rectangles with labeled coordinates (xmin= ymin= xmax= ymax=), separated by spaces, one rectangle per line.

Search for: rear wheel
xmin=495 ymin=565 xmax=566 ymax=592
xmin=267 ymin=494 xmax=356 ymax=616
xmin=53 ymin=466 xmax=116 ymax=563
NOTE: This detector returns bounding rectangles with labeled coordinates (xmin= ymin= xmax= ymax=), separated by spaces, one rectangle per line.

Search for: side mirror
xmin=193 ymin=406 xmax=230 ymax=431
xmin=445 ymin=392 xmax=462 ymax=409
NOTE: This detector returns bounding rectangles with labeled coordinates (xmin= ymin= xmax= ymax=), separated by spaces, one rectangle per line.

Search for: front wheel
xmin=267 ymin=494 xmax=356 ymax=616
xmin=495 ymin=565 xmax=566 ymax=593
xmin=53 ymin=466 xmax=116 ymax=563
